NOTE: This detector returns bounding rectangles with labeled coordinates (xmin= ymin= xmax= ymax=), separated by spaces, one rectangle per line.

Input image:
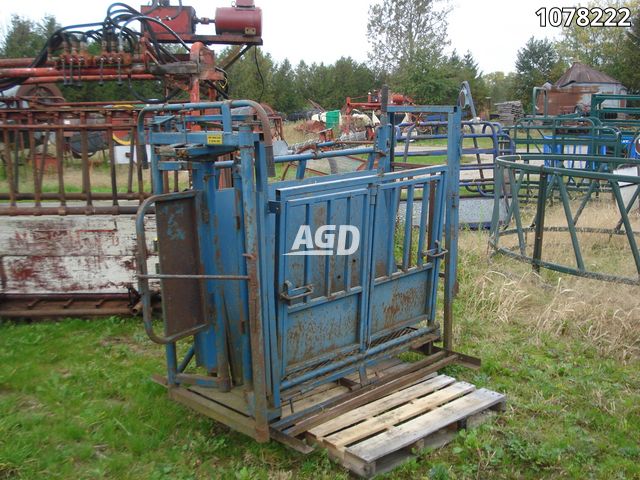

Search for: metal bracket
xmin=268 ymin=201 xmax=281 ymax=214
xmin=430 ymin=345 xmax=481 ymax=369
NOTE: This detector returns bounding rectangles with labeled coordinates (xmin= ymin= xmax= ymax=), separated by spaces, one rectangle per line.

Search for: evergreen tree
xmin=512 ymin=37 xmax=566 ymax=112
xmin=366 ymin=0 xmax=451 ymax=74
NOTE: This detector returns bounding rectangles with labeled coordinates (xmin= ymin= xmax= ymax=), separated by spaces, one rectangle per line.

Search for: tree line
xmin=0 ymin=0 xmax=638 ymax=115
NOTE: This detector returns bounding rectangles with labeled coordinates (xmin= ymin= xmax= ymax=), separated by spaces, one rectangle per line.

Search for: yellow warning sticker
xmin=206 ymin=133 xmax=223 ymax=145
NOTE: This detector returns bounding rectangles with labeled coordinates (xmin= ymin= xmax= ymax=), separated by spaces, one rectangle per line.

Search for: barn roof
xmin=555 ymin=62 xmax=622 ymax=87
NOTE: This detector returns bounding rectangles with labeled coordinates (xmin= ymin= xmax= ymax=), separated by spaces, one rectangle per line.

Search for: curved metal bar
xmin=137 ymin=99 xmax=275 ymax=177
xmin=490 ymin=153 xmax=640 ymax=285
xmin=135 ymin=190 xmax=212 ymax=344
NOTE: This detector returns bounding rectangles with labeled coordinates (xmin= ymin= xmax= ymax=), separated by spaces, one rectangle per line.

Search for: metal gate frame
xmin=134 ymin=100 xmax=463 ymax=442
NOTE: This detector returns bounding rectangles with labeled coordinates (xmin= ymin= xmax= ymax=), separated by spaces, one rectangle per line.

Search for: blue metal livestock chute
xmin=134 ymin=95 xmax=505 ymax=474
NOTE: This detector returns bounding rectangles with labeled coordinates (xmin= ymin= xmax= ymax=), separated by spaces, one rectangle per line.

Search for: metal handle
xmin=279 ymin=281 xmax=314 ymax=303
xmin=135 ymin=191 xmax=210 ymax=344
xmin=423 ymin=248 xmax=448 ymax=260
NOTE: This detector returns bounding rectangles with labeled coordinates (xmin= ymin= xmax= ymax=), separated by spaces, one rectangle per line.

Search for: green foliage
xmin=272 ymin=58 xmax=303 ymax=113
xmin=366 ymin=1 xmax=491 ymax=115
xmin=224 ymin=49 xmax=376 ymax=113
xmin=0 ymin=14 xmax=59 ymax=59
xmin=484 ymin=71 xmax=516 ymax=105
xmin=394 ymin=49 xmax=488 ymax=112
xmin=366 ymin=0 xmax=451 ymax=74
xmin=512 ymin=37 xmax=567 ymax=112
xmin=225 ymin=47 xmax=276 ymax=105
xmin=555 ymin=0 xmax=640 ymax=93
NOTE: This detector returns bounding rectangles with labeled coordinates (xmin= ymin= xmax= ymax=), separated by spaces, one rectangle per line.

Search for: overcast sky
xmin=0 ymin=0 xmax=584 ymax=74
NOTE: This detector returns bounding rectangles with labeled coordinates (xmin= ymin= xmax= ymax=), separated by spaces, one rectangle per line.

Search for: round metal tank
xmin=215 ymin=6 xmax=262 ymax=36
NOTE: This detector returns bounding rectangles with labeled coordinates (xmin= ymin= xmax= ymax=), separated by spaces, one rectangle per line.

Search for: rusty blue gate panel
xmin=135 ymin=98 xmax=463 ymax=442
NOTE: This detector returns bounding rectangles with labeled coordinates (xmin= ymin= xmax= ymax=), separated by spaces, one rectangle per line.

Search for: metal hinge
xmin=268 ymin=201 xmax=281 ymax=214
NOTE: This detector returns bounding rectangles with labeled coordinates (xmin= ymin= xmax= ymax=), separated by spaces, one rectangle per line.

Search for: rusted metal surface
xmin=155 ymin=194 xmax=207 ymax=340
xmin=0 ymin=215 xmax=157 ymax=297
xmin=535 ymin=85 xmax=599 ymax=115
xmin=0 ymin=1 xmax=270 ymax=315
xmin=0 ymin=292 xmax=160 ymax=318
xmin=0 ymin=103 xmax=154 ymax=215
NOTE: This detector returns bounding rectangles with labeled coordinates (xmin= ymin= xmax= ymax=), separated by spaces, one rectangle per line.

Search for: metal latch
xmin=423 ymin=242 xmax=448 ymax=261
xmin=280 ymin=281 xmax=314 ymax=303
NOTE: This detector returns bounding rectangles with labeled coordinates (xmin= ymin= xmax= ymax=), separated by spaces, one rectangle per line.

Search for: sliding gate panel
xmin=274 ymin=177 xmax=375 ymax=380
xmin=368 ymin=169 xmax=447 ymax=340
xmin=273 ymin=166 xmax=447 ymax=386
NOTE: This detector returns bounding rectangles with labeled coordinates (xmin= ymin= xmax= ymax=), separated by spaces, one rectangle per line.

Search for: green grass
xmin=1 ymin=232 xmax=639 ymax=479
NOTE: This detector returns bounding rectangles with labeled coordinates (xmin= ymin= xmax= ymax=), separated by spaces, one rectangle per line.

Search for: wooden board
xmin=301 ymin=374 xmax=505 ymax=478
xmin=0 ymin=215 xmax=157 ymax=294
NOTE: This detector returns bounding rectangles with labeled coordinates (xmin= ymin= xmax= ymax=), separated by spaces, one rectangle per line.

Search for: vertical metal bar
xmin=508 ymin=168 xmax=527 ymax=255
xmin=29 ymin=127 xmax=40 ymax=208
xmin=557 ymin=179 xmax=585 ymax=271
xmin=14 ymin=128 xmax=21 ymax=190
xmin=128 ymin=126 xmax=135 ymax=193
xmin=135 ymin=128 xmax=145 ymax=202
xmin=443 ymin=106 xmax=461 ymax=351
xmin=324 ymin=199 xmax=333 ymax=297
xmin=427 ymin=181 xmax=436 ymax=255
xmin=386 ymin=187 xmax=399 ymax=277
xmin=611 ymin=180 xmax=640 ymax=273
xmin=162 ymin=171 xmax=170 ymax=194
xmin=252 ymin=137 xmax=276 ymax=404
xmin=489 ymin=162 xmax=504 ymax=245
xmin=55 ymin=128 xmax=66 ymax=207
xmin=237 ymin=124 xmax=269 ymax=442
xmin=166 ymin=342 xmax=178 ymax=386
xmin=402 ymin=185 xmax=414 ymax=269
xmin=532 ymin=172 xmax=548 ymax=273
xmin=303 ymin=203 xmax=311 ymax=303
xmin=417 ymin=181 xmax=430 ymax=268
xmin=80 ymin=122 xmax=92 ymax=207
xmin=107 ymin=122 xmax=119 ymax=206
xmin=295 ymin=160 xmax=307 ymax=180
xmin=274 ymin=190 xmax=288 ymax=380
xmin=427 ymin=177 xmax=444 ymax=324
xmin=39 ymin=130 xmax=49 ymax=189
xmin=344 ymin=195 xmax=352 ymax=292
xmin=360 ymin=184 xmax=375 ymax=349
xmin=3 ymin=129 xmax=16 ymax=207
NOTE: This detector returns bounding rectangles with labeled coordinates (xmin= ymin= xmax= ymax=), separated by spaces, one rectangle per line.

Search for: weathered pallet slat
xmin=291 ymin=372 xmax=505 ymax=478
xmin=308 ymin=374 xmax=454 ymax=439
xmin=324 ymin=382 xmax=475 ymax=451
xmin=348 ymin=388 xmax=505 ymax=462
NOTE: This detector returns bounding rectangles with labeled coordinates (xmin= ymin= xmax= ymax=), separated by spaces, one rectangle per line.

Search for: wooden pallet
xmin=304 ymin=374 xmax=506 ymax=478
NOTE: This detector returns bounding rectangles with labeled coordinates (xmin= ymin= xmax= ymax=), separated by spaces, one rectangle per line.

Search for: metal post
xmin=443 ymin=106 xmax=462 ymax=351
xmin=532 ymin=172 xmax=548 ymax=273
xmin=237 ymin=124 xmax=270 ymax=442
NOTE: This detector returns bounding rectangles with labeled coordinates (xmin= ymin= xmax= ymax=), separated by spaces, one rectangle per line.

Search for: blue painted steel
xmin=135 ymin=100 xmax=462 ymax=438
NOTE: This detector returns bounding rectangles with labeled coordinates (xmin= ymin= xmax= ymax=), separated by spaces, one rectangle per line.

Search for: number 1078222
xmin=535 ymin=7 xmax=632 ymax=27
